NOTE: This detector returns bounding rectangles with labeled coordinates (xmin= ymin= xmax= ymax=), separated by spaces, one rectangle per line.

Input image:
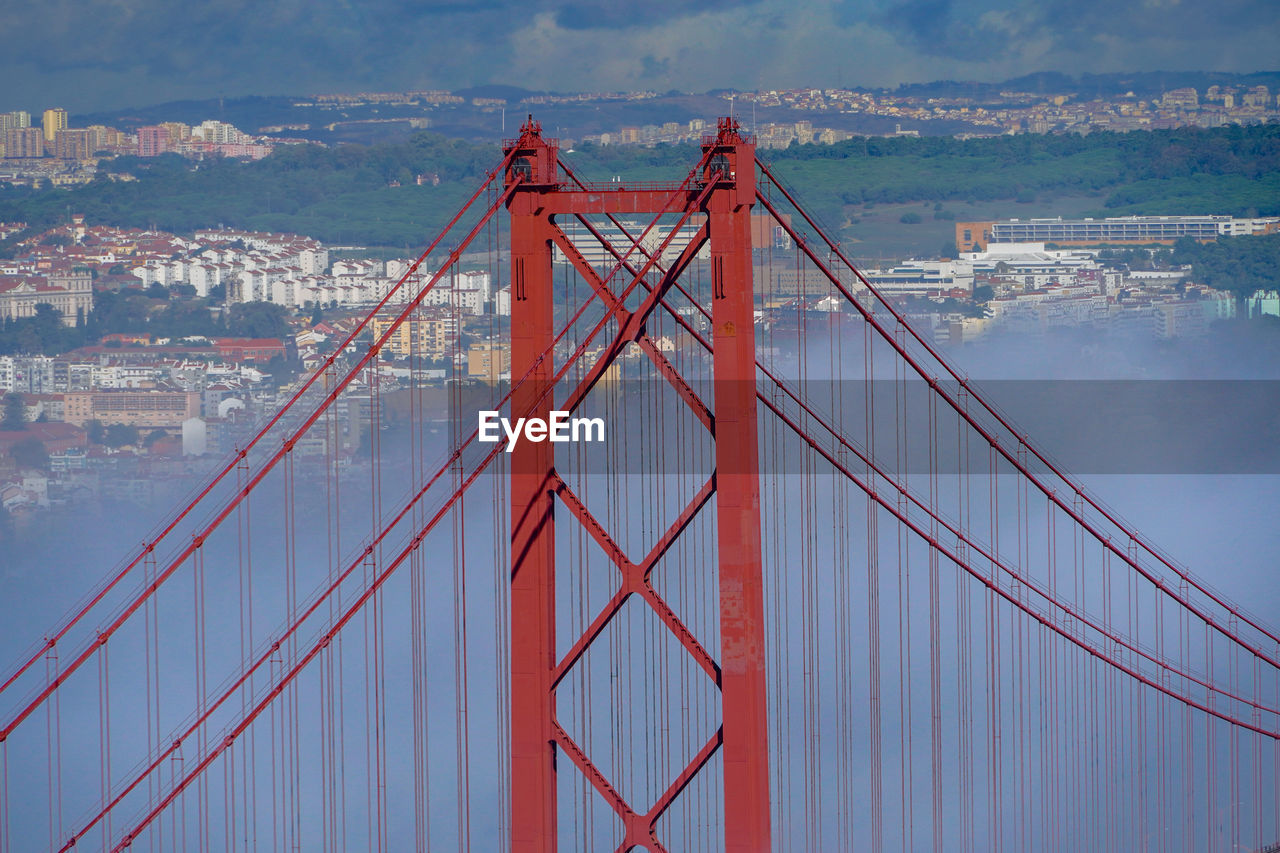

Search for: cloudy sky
xmin=3 ymin=0 xmax=1278 ymax=113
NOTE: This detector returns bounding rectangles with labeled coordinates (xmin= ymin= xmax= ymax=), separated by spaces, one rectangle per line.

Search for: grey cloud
xmin=864 ymin=0 xmax=1280 ymax=65
xmin=873 ymin=0 xmax=1024 ymax=62
xmin=550 ymin=0 xmax=761 ymax=30
xmin=1 ymin=0 xmax=1277 ymax=112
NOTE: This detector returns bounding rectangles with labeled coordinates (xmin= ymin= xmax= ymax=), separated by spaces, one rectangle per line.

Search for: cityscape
xmin=1 ymin=0 xmax=1279 ymax=848
xmin=2 ymin=204 xmax=1278 ymax=520
xmin=3 ymin=77 xmax=1280 ymax=187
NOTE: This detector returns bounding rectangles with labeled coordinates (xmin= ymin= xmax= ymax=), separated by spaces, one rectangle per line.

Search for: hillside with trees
xmin=1171 ymin=233 xmax=1280 ymax=300
xmin=0 ymin=124 xmax=1277 ymax=250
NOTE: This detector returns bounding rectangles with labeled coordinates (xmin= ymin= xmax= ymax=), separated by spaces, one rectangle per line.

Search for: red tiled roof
xmin=0 ymin=422 xmax=88 ymax=453
xmin=214 ymin=338 xmax=286 ymax=348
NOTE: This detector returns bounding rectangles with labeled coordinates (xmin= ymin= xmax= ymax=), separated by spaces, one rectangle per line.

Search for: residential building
xmin=1242 ymin=86 xmax=1271 ymax=109
xmin=555 ymin=217 xmax=711 ymax=267
xmin=467 ymin=343 xmax=510 ymax=381
xmin=51 ymin=128 xmax=94 ymax=161
xmin=1154 ymin=301 xmax=1208 ymax=338
xmin=85 ymin=125 xmax=124 ymax=153
xmin=0 ymin=422 xmax=86 ymax=456
xmin=1160 ymin=88 xmax=1199 ymax=110
xmin=192 ymin=120 xmax=249 ymax=144
xmin=137 ymin=126 xmax=170 ymax=157
xmin=63 ymin=390 xmax=202 ymax=429
xmin=159 ymin=122 xmax=191 ymax=145
xmin=3 ymin=127 xmax=45 ymax=158
xmin=370 ymin=313 xmax=459 ymax=360
xmin=420 ymin=279 xmax=487 ymax=314
xmin=41 ymin=108 xmax=67 ymax=142
xmin=1246 ymin=290 xmax=1280 ymax=320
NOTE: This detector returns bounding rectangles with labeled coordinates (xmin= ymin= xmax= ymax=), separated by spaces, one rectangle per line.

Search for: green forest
xmin=768 ymin=124 xmax=1280 ymax=231
xmin=1 ymin=124 xmax=1277 ymax=250
xmin=1171 ymin=233 xmax=1280 ymax=300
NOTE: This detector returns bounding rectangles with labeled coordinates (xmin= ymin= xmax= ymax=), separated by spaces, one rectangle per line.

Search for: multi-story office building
xmin=956 ymin=215 xmax=1280 ymax=251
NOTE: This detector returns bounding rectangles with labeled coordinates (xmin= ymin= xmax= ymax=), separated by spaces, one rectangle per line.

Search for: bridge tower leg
xmin=705 ymin=123 xmax=773 ymax=852
xmin=507 ymin=117 xmax=560 ymax=853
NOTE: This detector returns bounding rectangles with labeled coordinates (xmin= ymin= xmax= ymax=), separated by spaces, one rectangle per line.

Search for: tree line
xmin=1171 ymin=233 xmax=1280 ymax=301
xmin=0 ymin=293 xmax=291 ymax=356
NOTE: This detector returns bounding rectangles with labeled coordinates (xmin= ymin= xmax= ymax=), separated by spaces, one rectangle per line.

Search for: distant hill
xmin=894 ymin=70 xmax=1280 ymax=100
xmin=74 ymin=96 xmax=304 ymax=133
xmin=452 ymin=85 xmax=544 ymax=102
xmin=1 ymin=125 xmax=1276 ymax=254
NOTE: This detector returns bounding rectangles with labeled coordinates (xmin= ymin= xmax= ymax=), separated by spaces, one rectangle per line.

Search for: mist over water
xmin=749 ymin=319 xmax=1280 ymax=849
xmin=1 ymin=320 xmax=1277 ymax=850
xmin=940 ymin=325 xmax=1280 ymax=611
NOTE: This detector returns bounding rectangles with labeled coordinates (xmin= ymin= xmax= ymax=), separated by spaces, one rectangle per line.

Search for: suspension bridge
xmin=0 ymin=116 xmax=1277 ymax=852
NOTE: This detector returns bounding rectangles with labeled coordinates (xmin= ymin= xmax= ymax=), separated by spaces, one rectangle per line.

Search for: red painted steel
xmin=508 ymin=117 xmax=560 ymax=852
xmin=502 ymin=116 xmax=772 ymax=852
xmin=706 ymin=116 xmax=773 ymax=845
xmin=548 ymin=228 xmax=715 ymax=432
xmin=705 ymin=119 xmax=772 ymax=852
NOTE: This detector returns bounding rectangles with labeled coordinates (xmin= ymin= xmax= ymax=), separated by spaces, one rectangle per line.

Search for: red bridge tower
xmin=505 ymin=116 xmax=771 ymax=852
